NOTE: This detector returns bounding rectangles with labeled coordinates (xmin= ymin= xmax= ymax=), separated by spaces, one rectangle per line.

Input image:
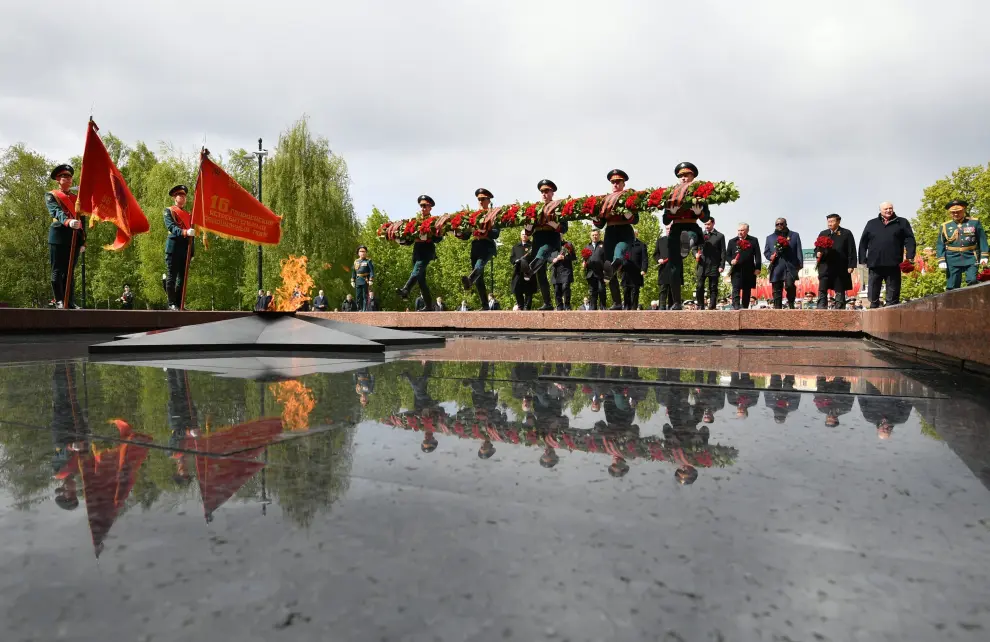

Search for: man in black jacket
xmin=815 ymin=214 xmax=857 ymax=309
xmin=622 ymin=229 xmax=649 ymax=310
xmin=858 ymin=202 xmax=916 ymax=308
xmin=727 ymin=223 xmax=761 ymax=310
xmin=653 ymin=224 xmax=680 ymax=309
xmin=366 ymin=291 xmax=381 ymax=311
xmin=485 ymin=293 xmax=501 ymax=310
xmin=510 ymin=230 xmax=536 ymax=310
xmin=340 ymin=294 xmax=359 ymax=312
xmin=694 ymin=217 xmax=726 ymax=309
xmin=312 ymin=289 xmax=329 ymax=311
xmin=549 ymin=241 xmax=575 ymax=310
xmin=582 ymin=229 xmax=608 ymax=310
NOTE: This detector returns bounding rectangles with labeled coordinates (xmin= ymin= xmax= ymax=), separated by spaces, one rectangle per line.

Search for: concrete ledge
xmin=303 ymin=309 xmax=863 ymax=335
xmin=0 ymin=308 xmax=251 ymax=333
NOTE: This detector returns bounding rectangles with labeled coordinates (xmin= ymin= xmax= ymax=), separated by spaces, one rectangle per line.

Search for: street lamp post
xmin=252 ymin=138 xmax=268 ymax=291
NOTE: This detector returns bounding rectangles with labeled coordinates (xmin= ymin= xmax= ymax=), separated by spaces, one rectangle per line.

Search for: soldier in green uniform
xmin=520 ymin=179 xmax=568 ymax=310
xmin=397 ymin=195 xmax=444 ymax=311
xmin=459 ymin=188 xmax=501 ymax=306
xmin=937 ymin=199 xmax=988 ymax=290
xmin=351 ymin=245 xmax=375 ymax=311
xmin=354 ymin=367 xmax=375 ymax=407
xmin=163 ymin=184 xmax=195 ymax=310
xmin=44 ymin=164 xmax=85 ymax=309
xmin=596 ymin=169 xmax=638 ymax=310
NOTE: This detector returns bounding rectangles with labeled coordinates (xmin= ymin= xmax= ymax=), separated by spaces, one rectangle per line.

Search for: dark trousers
xmin=587 ymin=278 xmax=607 ymax=310
xmin=513 ymin=287 xmax=533 ymax=310
xmin=867 ymin=265 xmax=901 ymax=308
xmin=554 ymin=283 xmax=571 ymax=310
xmin=696 ymin=271 xmax=718 ymax=310
xmin=608 ymin=277 xmax=623 ymax=308
xmin=771 ymin=280 xmax=797 ymax=309
xmin=471 ymin=257 xmax=491 ymax=306
xmin=535 ymin=265 xmax=553 ymax=308
xmin=817 ymin=277 xmax=846 ymax=309
xmin=731 ymin=282 xmax=751 ymax=310
xmin=945 ymin=263 xmax=978 ymax=290
xmin=355 ymin=283 xmax=368 ymax=311
xmin=49 ymin=243 xmax=75 ymax=306
xmin=622 ymin=284 xmax=641 ymax=310
xmin=165 ymin=250 xmax=187 ymax=307
xmin=659 ymin=284 xmax=680 ymax=309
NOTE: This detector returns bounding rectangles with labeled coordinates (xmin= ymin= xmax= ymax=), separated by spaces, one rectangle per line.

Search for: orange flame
xmin=274 ymin=255 xmax=315 ymax=312
xmin=270 ymin=380 xmax=316 ymax=431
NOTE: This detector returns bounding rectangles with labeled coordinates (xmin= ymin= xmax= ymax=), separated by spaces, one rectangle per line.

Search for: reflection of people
xmin=725 ymin=373 xmax=759 ymax=418
xmin=354 ymin=368 xmax=375 ymax=407
xmin=51 ymin=362 xmax=89 ymax=510
xmin=166 ymin=368 xmax=199 ymax=485
xmin=478 ymin=439 xmax=496 ymax=459
xmin=540 ymin=446 xmax=559 ymax=468
xmin=764 ymin=374 xmax=801 ymax=424
xmin=858 ymin=397 xmax=914 ymax=440
xmin=691 ymin=371 xmax=725 ymax=423
xmin=675 ymin=465 xmax=699 ymax=485
xmin=813 ymin=376 xmax=855 ymax=427
xmin=608 ymin=456 xmax=629 ymax=477
xmin=421 ymin=431 xmax=438 ymax=453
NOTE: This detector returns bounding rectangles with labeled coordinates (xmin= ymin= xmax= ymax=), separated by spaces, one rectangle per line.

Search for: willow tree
xmin=257 ymin=117 xmax=358 ymax=307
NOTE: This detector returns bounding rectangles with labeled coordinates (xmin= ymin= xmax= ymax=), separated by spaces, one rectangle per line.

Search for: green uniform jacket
xmin=45 ymin=192 xmax=85 ymax=247
xmin=353 ymin=258 xmax=375 ymax=285
xmin=937 ymin=218 xmax=988 ymax=266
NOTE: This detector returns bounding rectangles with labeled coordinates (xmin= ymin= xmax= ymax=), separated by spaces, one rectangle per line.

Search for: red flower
xmin=737 ymin=239 xmax=752 ymax=251
xmin=403 ymin=220 xmax=417 ymax=235
xmin=419 ymin=217 xmax=435 ymax=235
xmin=978 ymin=269 xmax=990 ymax=282
xmin=814 ymin=235 xmax=833 ymax=250
xmin=624 ymin=192 xmax=639 ymax=209
xmin=524 ymin=203 xmax=538 ymax=220
xmin=692 ymin=182 xmax=715 ymax=200
xmin=562 ymin=199 xmax=577 ymax=218
xmin=581 ymin=248 xmax=592 ymax=260
xmin=775 ymin=235 xmax=790 ymax=248
xmin=899 ymin=259 xmax=915 ymax=274
xmin=623 ymin=251 xmax=630 ymax=261
xmin=501 ymin=205 xmax=520 ymax=225
xmin=468 ymin=211 xmax=480 ymax=226
xmin=775 ymin=399 xmax=789 ymax=408
xmin=450 ymin=213 xmax=464 ymax=229
xmin=646 ymin=187 xmax=667 ymax=208
xmin=581 ymin=196 xmax=598 ymax=216
xmin=695 ymin=451 xmax=713 ymax=467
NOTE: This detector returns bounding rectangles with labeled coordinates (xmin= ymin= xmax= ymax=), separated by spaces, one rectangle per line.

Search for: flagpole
xmin=179 ymin=153 xmax=205 ymax=311
xmin=64 ymin=230 xmax=78 ymax=308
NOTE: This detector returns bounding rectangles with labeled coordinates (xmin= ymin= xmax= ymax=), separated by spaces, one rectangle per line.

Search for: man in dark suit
xmin=254 ymin=289 xmax=267 ymax=311
xmin=727 ymin=223 xmax=761 ymax=310
xmin=45 ymin=164 xmax=85 ymax=309
xmin=163 ymin=184 xmax=195 ymax=310
xmin=263 ymin=290 xmax=273 ymax=310
xmin=653 ymin=224 xmax=681 ymax=309
xmin=550 ymin=241 xmax=575 ymax=310
xmin=582 ymin=229 xmax=608 ymax=310
xmin=815 ymin=213 xmax=857 ymax=309
xmin=694 ymin=217 xmax=726 ymax=310
xmin=434 ymin=296 xmax=445 ymax=312
xmin=485 ymin=293 xmax=501 ymax=310
xmin=118 ymin=284 xmax=134 ymax=310
xmin=366 ymin=291 xmax=381 ymax=311
xmin=764 ymin=217 xmax=803 ymax=309
xmin=510 ymin=230 xmax=536 ymax=310
xmin=622 ymin=229 xmax=649 ymax=309
xmin=858 ymin=201 xmax=916 ymax=308
xmin=341 ymin=294 xmax=359 ymax=312
xmin=312 ymin=289 xmax=329 ymax=311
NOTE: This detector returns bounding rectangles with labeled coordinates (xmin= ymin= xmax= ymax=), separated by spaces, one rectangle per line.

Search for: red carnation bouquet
xmin=898 ymin=259 xmax=915 ymax=274
xmin=774 ymin=235 xmax=790 ymax=252
xmin=814 ymin=235 xmax=833 ymax=264
xmin=737 ymin=239 xmax=752 ymax=251
xmin=562 ymin=241 xmax=575 ymax=256
xmin=581 ymin=247 xmax=593 ymax=260
xmin=623 ymin=251 xmax=631 ymax=261
xmin=978 ymin=268 xmax=990 ymax=282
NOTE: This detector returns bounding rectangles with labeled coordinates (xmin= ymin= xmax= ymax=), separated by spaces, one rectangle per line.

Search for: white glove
xmin=981 ymin=258 xmax=988 ymax=265
xmin=186 ymin=228 xmax=196 ymax=237
xmin=67 ymin=219 xmax=81 ymax=229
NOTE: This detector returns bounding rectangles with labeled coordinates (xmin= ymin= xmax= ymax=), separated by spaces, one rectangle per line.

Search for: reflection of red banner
xmin=192 ymin=153 xmax=281 ymax=245
xmin=189 ymin=418 xmax=283 ymax=520
xmin=77 ymin=120 xmax=150 ymax=250
xmin=79 ymin=420 xmax=152 ymax=557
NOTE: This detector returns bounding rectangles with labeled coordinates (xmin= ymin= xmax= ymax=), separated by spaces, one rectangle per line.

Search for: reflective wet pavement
xmin=1 ymin=334 xmax=989 ymax=641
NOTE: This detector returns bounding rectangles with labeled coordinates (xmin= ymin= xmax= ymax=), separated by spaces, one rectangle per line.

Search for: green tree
xmin=357 ymin=208 xmax=409 ymax=312
xmin=0 ymin=144 xmax=55 ymax=307
xmin=913 ymin=164 xmax=989 ymax=251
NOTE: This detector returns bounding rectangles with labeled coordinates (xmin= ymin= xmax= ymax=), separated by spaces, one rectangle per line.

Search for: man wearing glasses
xmin=397 ymin=195 xmax=444 ymax=311
xmin=460 ymin=188 xmax=501 ymax=306
xmin=596 ymin=169 xmax=637 ymax=310
xmin=45 ymin=164 xmax=86 ymax=309
xmin=519 ymin=179 xmax=567 ymax=310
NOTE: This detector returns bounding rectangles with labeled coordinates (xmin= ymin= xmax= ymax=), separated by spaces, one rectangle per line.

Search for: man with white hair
xmin=858 ymin=202 xmax=916 ymax=308
xmin=726 ymin=223 xmax=761 ymax=310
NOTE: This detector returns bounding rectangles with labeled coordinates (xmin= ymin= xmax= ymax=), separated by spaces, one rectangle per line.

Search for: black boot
xmin=519 ymin=257 xmax=533 ymax=281
xmin=679 ymin=231 xmax=696 ymax=258
xmin=602 ymin=260 xmax=614 ymax=282
xmin=396 ymin=275 xmax=416 ymax=299
xmin=623 ymin=286 xmax=634 ymax=310
xmin=608 ymin=278 xmax=623 ymax=310
xmin=461 ymin=268 xmax=481 ymax=291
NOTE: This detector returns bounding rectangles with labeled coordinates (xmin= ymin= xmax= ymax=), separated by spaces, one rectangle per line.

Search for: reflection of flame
xmin=275 ymin=255 xmax=315 ymax=311
xmin=270 ymin=380 xmax=316 ymax=431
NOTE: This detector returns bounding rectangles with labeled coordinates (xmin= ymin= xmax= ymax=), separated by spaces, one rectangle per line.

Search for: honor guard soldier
xmin=460 ymin=188 xmax=501 ymax=306
xmin=45 ymin=164 xmax=85 ymax=309
xmin=520 ymin=179 xmax=568 ymax=310
xmin=663 ymin=162 xmax=711 ymax=300
xmin=352 ymin=245 xmax=375 ymax=311
xmin=397 ymin=195 xmax=444 ymax=310
xmin=937 ymin=199 xmax=988 ymax=290
xmin=163 ymin=184 xmax=195 ymax=310
xmin=597 ymin=169 xmax=637 ymax=309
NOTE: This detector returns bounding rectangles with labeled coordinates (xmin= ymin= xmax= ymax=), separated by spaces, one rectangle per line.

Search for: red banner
xmin=192 ymin=153 xmax=281 ymax=245
xmin=76 ymin=120 xmax=150 ymax=250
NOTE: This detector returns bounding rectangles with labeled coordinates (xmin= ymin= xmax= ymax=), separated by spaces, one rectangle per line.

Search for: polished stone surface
xmin=1 ymin=336 xmax=989 ymax=641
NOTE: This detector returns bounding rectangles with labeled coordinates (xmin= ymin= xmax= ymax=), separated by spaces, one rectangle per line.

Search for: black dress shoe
xmin=670 ymin=303 xmax=683 ymax=310
xmin=396 ymin=287 xmax=409 ymax=299
xmin=679 ymin=231 xmax=693 ymax=258
xmin=609 ymin=304 xmax=623 ymax=311
xmin=461 ymin=275 xmax=472 ymax=291
xmin=537 ymin=304 xmax=554 ymax=311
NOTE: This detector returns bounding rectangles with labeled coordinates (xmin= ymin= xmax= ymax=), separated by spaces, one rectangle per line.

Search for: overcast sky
xmin=2 ymin=0 xmax=988 ymax=238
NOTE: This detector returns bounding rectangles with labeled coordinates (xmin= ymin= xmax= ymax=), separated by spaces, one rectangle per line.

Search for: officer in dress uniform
xmin=520 ymin=179 xmax=568 ymax=310
xmin=352 ymin=245 xmax=375 ymax=311
xmin=459 ymin=188 xmax=501 ymax=305
xmin=44 ymin=164 xmax=85 ymax=309
xmin=397 ymin=195 xmax=444 ymax=311
xmin=664 ymin=162 xmax=711 ymax=293
xmin=937 ymin=199 xmax=988 ymax=290
xmin=163 ymin=184 xmax=195 ymax=310
xmin=354 ymin=367 xmax=375 ymax=407
xmin=596 ymin=169 xmax=637 ymax=309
